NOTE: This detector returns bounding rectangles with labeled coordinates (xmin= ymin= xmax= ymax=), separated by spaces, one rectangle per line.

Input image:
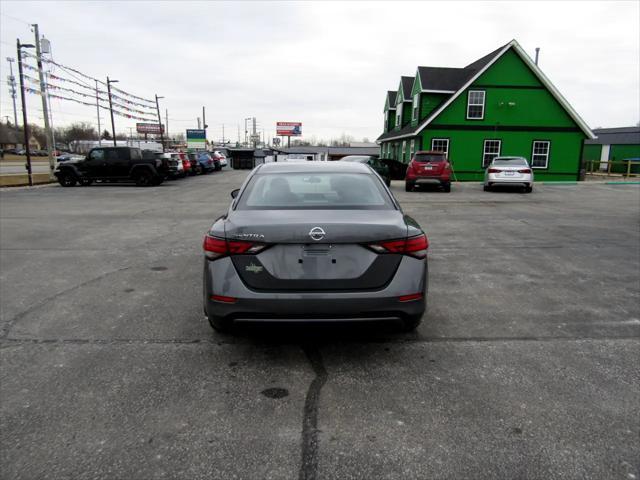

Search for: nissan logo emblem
xmin=309 ymin=227 xmax=325 ymax=241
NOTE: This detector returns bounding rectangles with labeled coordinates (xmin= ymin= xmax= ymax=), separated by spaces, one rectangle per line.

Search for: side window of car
xmin=130 ymin=149 xmax=141 ymax=160
xmin=105 ymin=149 xmax=120 ymax=163
xmin=90 ymin=149 xmax=105 ymax=162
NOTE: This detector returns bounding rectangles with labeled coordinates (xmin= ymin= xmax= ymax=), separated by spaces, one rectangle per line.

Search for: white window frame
xmin=467 ymin=90 xmax=485 ymax=120
xmin=410 ymin=139 xmax=415 ymax=159
xmin=531 ymin=140 xmax=550 ymax=169
xmin=402 ymin=141 xmax=407 ymax=161
xmin=412 ymin=94 xmax=419 ymax=120
xmin=482 ymin=139 xmax=501 ymax=168
xmin=396 ymin=104 xmax=402 ymax=128
xmin=431 ymin=138 xmax=450 ymax=158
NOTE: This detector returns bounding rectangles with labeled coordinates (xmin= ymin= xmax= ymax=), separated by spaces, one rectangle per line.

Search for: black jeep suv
xmin=54 ymin=147 xmax=169 ymax=187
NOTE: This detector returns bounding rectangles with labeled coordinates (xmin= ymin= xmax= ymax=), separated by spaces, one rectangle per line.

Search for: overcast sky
xmin=1 ymin=1 xmax=638 ymax=143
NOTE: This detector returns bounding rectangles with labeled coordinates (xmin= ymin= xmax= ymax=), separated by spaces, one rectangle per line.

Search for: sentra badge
xmin=245 ymin=263 xmax=264 ymax=274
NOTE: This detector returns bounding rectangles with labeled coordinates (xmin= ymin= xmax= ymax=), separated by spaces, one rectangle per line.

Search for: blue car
xmin=187 ymin=152 xmax=219 ymax=175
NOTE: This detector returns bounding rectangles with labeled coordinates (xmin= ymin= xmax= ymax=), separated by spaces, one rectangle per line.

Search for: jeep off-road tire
xmin=134 ymin=169 xmax=153 ymax=187
xmin=58 ymin=172 xmax=77 ymax=187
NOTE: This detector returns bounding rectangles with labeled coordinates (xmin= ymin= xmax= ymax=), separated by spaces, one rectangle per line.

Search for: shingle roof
xmin=416 ymin=66 xmax=474 ymax=91
xmin=377 ymin=124 xmax=417 ymax=142
xmin=399 ymin=76 xmax=414 ymax=102
xmin=464 ymin=43 xmax=509 ymax=71
xmin=585 ymin=127 xmax=640 ymax=145
xmin=386 ymin=91 xmax=397 ymax=109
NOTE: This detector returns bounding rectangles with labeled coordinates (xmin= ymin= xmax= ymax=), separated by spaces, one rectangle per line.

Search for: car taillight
xmin=518 ymin=169 xmax=532 ymax=174
xmin=488 ymin=168 xmax=501 ymax=173
xmin=203 ymin=235 xmax=267 ymax=260
xmin=367 ymin=234 xmax=428 ymax=259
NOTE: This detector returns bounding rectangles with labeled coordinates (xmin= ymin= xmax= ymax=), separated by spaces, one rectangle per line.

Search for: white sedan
xmin=484 ymin=156 xmax=533 ymax=193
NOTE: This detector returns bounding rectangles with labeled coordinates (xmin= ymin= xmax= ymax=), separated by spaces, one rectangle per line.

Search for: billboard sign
xmin=277 ymin=122 xmax=302 ymax=136
xmin=136 ymin=123 xmax=164 ymax=134
xmin=186 ymin=129 xmax=206 ymax=149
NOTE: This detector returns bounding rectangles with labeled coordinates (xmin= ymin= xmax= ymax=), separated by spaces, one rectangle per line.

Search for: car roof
xmin=493 ymin=156 xmax=527 ymax=161
xmin=257 ymin=161 xmax=371 ymax=174
xmin=415 ymin=150 xmax=445 ymax=155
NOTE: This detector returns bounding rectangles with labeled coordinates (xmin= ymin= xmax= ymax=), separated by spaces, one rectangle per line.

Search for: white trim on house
xmin=531 ymin=140 xmax=551 ymax=169
xmin=380 ymin=39 xmax=595 ymax=142
xmin=421 ymin=89 xmax=456 ymax=94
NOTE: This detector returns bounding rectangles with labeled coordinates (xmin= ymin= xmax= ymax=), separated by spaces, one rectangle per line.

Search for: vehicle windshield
xmin=493 ymin=158 xmax=528 ymax=166
xmin=414 ymin=153 xmax=445 ymax=162
xmin=236 ymin=172 xmax=395 ymax=210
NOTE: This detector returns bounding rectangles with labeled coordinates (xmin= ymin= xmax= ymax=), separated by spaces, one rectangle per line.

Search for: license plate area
xmin=504 ymin=171 xmax=515 ymax=176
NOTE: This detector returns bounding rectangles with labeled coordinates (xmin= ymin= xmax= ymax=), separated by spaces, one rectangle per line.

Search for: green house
xmin=582 ymin=127 xmax=640 ymax=173
xmin=377 ymin=39 xmax=595 ymax=181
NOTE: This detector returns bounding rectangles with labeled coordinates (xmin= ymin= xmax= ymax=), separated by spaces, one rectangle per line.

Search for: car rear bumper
xmin=203 ymin=256 xmax=428 ymax=322
xmin=486 ymin=173 xmax=533 ymax=185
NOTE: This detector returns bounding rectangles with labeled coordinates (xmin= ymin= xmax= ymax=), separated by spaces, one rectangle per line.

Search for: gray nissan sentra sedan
xmin=202 ymin=161 xmax=428 ymax=332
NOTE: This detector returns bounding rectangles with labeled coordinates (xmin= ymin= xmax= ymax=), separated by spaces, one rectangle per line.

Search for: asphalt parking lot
xmin=1 ymin=170 xmax=639 ymax=480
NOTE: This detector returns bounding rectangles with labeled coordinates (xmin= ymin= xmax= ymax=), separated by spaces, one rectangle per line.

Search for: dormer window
xmin=384 ymin=111 xmax=389 ymax=131
xmin=396 ymin=104 xmax=402 ymax=128
xmin=412 ymin=94 xmax=419 ymax=120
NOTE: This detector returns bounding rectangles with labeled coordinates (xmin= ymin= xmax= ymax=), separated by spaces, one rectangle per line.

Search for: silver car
xmin=203 ymin=162 xmax=428 ymax=333
xmin=484 ymin=156 xmax=534 ymax=192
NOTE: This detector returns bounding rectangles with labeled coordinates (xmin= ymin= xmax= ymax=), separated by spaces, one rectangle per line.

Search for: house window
xmin=396 ymin=105 xmax=402 ymax=128
xmin=467 ymin=90 xmax=485 ymax=119
xmin=410 ymin=139 xmax=415 ymax=159
xmin=402 ymin=141 xmax=407 ymax=161
xmin=431 ymin=138 xmax=449 ymax=158
xmin=531 ymin=141 xmax=550 ymax=168
xmin=384 ymin=111 xmax=388 ymax=131
xmin=412 ymin=94 xmax=419 ymax=120
xmin=482 ymin=139 xmax=501 ymax=167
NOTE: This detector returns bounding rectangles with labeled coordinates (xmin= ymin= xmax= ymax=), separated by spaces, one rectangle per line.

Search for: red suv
xmin=405 ymin=150 xmax=452 ymax=192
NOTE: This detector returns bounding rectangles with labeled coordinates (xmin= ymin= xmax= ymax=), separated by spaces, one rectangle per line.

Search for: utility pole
xmin=202 ymin=106 xmax=207 ymax=148
xmin=33 ymin=24 xmax=55 ymax=179
xmin=5 ymin=57 xmax=20 ymax=140
xmin=197 ymin=117 xmax=201 ymax=129
xmin=165 ymin=108 xmax=168 ymax=143
xmin=17 ymin=39 xmax=35 ymax=186
xmin=106 ymin=76 xmax=118 ymax=146
xmin=155 ymin=94 xmax=165 ymax=152
xmin=252 ymin=117 xmax=257 ymax=148
xmin=95 ymin=79 xmax=102 ymax=146
xmin=221 ymin=124 xmax=225 ymax=144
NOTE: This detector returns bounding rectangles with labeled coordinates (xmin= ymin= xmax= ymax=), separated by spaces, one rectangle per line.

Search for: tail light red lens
xmin=518 ymin=169 xmax=532 ymax=174
xmin=210 ymin=294 xmax=238 ymax=304
xmin=488 ymin=168 xmax=501 ymax=173
xmin=203 ymin=235 xmax=267 ymax=260
xmin=398 ymin=293 xmax=423 ymax=302
xmin=367 ymin=234 xmax=428 ymax=259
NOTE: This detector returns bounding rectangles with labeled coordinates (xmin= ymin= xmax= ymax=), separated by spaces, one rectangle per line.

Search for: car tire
xmin=442 ymin=182 xmax=451 ymax=192
xmin=206 ymin=311 xmax=233 ymax=333
xmin=483 ymin=184 xmax=490 ymax=192
xmin=58 ymin=172 xmax=77 ymax=187
xmin=134 ymin=169 xmax=153 ymax=187
xmin=79 ymin=178 xmax=93 ymax=186
xmin=524 ymin=185 xmax=533 ymax=193
xmin=385 ymin=177 xmax=391 ymax=187
xmin=405 ymin=181 xmax=414 ymax=192
xmin=401 ymin=314 xmax=422 ymax=332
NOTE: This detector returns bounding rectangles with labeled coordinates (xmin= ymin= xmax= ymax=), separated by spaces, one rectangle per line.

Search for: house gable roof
xmin=378 ymin=40 xmax=595 ymax=142
xmin=396 ymin=76 xmax=415 ymax=105
xmin=416 ymin=66 xmax=473 ymax=92
xmin=384 ymin=91 xmax=397 ymax=112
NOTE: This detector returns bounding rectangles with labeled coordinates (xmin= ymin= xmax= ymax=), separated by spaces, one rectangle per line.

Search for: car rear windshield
xmin=414 ymin=153 xmax=445 ymax=162
xmin=236 ymin=172 xmax=395 ymax=210
xmin=493 ymin=158 xmax=528 ymax=166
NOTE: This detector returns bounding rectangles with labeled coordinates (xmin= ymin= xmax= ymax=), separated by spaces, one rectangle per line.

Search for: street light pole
xmin=17 ymin=39 xmax=35 ymax=186
xmin=95 ymin=79 xmax=102 ymax=147
xmin=106 ymin=76 xmax=118 ymax=147
xmin=155 ymin=94 xmax=165 ymax=152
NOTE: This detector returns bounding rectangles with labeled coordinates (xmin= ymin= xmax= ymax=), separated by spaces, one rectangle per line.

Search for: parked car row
xmin=404 ymin=150 xmax=534 ymax=193
xmin=54 ymin=147 xmax=228 ymax=187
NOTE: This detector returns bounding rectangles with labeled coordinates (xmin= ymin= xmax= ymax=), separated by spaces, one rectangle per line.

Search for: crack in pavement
xmin=0 ymin=266 xmax=131 ymax=339
xmin=299 ymin=344 xmax=328 ymax=480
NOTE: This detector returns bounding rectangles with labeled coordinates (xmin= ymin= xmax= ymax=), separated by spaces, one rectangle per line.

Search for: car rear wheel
xmin=524 ymin=185 xmax=533 ymax=193
xmin=400 ymin=314 xmax=422 ymax=332
xmin=442 ymin=182 xmax=451 ymax=192
xmin=58 ymin=172 xmax=77 ymax=187
xmin=483 ymin=184 xmax=491 ymax=191
xmin=134 ymin=169 xmax=153 ymax=187
xmin=206 ymin=311 xmax=233 ymax=333
xmin=405 ymin=181 xmax=414 ymax=192
xmin=385 ymin=177 xmax=391 ymax=187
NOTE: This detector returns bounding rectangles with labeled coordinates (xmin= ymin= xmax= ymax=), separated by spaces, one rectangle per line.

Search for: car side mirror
xmin=231 ymin=189 xmax=240 ymax=199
